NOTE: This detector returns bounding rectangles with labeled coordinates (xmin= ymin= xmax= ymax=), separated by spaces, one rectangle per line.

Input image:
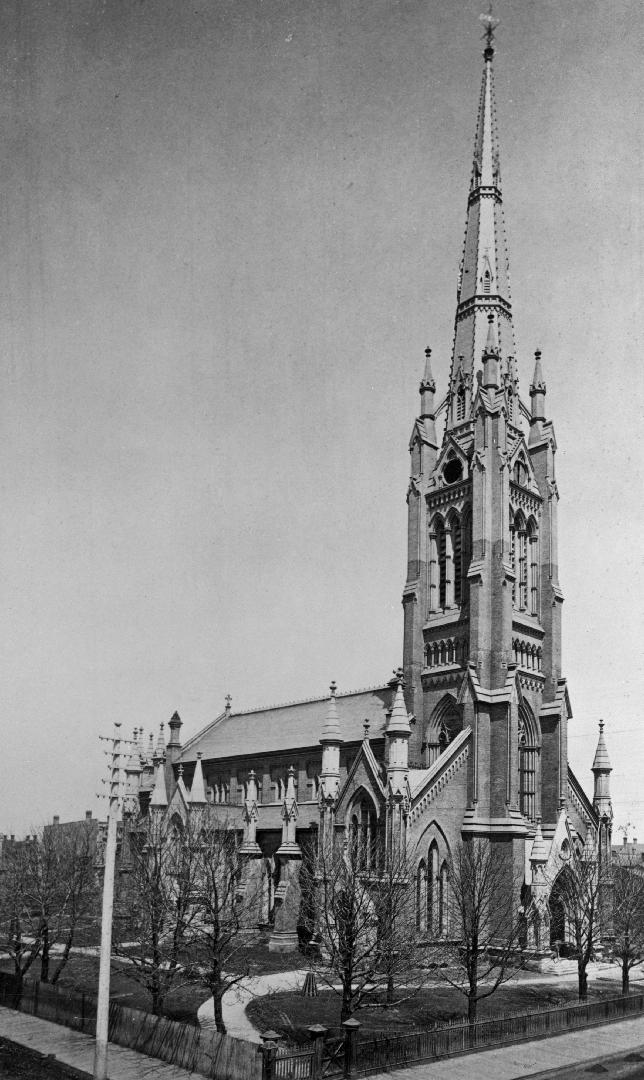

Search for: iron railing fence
xmin=272 ymin=990 xmax=644 ymax=1079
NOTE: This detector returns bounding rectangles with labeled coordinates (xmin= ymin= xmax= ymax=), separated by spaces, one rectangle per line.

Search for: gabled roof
xmin=180 ymin=684 xmax=393 ymax=764
xmin=336 ymin=738 xmax=386 ymax=816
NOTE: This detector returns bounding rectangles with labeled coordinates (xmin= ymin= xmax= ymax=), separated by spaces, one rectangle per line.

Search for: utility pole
xmin=94 ymin=721 xmax=123 ymax=1080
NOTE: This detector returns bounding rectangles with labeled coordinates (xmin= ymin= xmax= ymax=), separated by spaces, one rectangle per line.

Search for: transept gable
xmin=335 ymin=739 xmax=386 ymax=819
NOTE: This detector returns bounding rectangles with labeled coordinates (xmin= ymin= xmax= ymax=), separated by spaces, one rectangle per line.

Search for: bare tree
xmin=304 ymin=832 xmax=419 ymax=1022
xmin=0 ymin=841 xmax=42 ymax=986
xmin=548 ymin=851 xmax=605 ymax=1001
xmin=182 ymin=809 xmax=261 ymax=1034
xmin=611 ymin=853 xmax=644 ymax=994
xmin=438 ymin=839 xmax=522 ymax=1022
xmin=113 ymin=810 xmax=201 ymax=1015
xmin=0 ymin=823 xmax=99 ymax=986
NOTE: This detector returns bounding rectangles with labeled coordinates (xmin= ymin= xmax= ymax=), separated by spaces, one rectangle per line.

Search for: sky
xmin=0 ymin=0 xmax=643 ymax=838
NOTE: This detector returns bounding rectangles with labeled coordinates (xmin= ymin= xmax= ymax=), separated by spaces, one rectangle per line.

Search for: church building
xmin=124 ymin=24 xmax=613 ymax=955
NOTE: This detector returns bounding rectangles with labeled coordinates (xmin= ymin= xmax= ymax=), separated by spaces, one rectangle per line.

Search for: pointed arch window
xmin=349 ymin=795 xmax=378 ymax=871
xmin=509 ymin=519 xmax=516 ymax=605
xmin=450 ymin=514 xmax=463 ymax=607
xmin=417 ymin=861 xmax=428 ymax=932
xmin=435 ymin=519 xmax=446 ymax=609
xmin=527 ymin=518 xmax=539 ymax=616
xmin=428 ymin=842 xmax=439 ymax=935
xmin=483 ymin=269 xmax=491 ymax=295
xmin=511 ymin=512 xmax=528 ymax=611
xmin=456 ymin=384 xmax=466 ymax=422
xmin=518 ymin=710 xmax=539 ymax=823
xmin=439 ymin=861 xmax=449 ymax=937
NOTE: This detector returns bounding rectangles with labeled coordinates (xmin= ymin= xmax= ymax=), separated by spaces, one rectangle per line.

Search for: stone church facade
xmin=124 ymin=31 xmax=613 ymax=954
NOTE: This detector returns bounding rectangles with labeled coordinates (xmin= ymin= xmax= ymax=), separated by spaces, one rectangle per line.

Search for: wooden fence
xmin=0 ymin=971 xmax=260 ymax=1080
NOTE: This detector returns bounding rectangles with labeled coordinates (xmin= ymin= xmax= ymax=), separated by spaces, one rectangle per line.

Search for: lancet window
xmin=456 ymin=384 xmax=466 ymax=422
xmin=439 ymin=862 xmax=449 ymax=937
xmin=429 ymin=509 xmax=471 ymax=613
xmin=510 ymin=511 xmax=538 ymax=615
xmin=348 ymin=794 xmax=378 ymax=871
xmin=417 ymin=860 xmax=428 ymax=932
xmin=428 ymin=842 xmax=438 ymax=935
xmin=518 ymin=707 xmax=540 ymax=823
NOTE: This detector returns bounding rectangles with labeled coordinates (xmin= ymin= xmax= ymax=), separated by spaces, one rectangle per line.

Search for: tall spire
xmin=447 ymin=14 xmax=515 ymax=428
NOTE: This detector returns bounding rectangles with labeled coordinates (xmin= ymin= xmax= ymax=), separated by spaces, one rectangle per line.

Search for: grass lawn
xmin=0 ymin=955 xmax=209 ymax=1025
xmin=0 ymin=1036 xmax=85 ymax=1079
xmin=246 ymin=979 xmax=628 ymax=1045
xmin=0 ymin=931 xmax=302 ymax=1025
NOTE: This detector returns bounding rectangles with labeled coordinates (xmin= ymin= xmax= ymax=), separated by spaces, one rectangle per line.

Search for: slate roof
xmin=180 ymin=684 xmax=393 ymax=764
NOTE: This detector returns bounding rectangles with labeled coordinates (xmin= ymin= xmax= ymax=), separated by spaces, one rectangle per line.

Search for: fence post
xmin=307 ymin=1024 xmax=328 ymax=1080
xmin=342 ymin=1018 xmax=361 ymax=1078
xmin=259 ymin=1030 xmax=281 ymax=1080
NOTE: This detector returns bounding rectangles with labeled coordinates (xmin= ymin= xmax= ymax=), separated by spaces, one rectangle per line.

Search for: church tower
xmin=402 ymin=18 xmax=569 ymax=852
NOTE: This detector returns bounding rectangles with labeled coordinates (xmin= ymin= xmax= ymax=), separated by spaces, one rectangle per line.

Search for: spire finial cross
xmin=479 ymin=3 xmax=499 ymax=58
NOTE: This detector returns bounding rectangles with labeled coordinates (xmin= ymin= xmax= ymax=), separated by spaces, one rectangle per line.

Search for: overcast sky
xmin=1 ymin=0 xmax=643 ymax=838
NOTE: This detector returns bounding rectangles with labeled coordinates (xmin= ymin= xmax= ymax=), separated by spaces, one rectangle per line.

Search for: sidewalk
xmin=366 ymin=1014 xmax=644 ymax=1079
xmin=0 ymin=1005 xmax=197 ymax=1080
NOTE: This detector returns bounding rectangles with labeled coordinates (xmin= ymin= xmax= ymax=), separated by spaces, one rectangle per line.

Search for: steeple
xmin=447 ymin=15 xmax=515 ymax=429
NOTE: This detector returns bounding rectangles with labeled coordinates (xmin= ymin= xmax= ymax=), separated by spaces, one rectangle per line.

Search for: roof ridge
xmin=180 ymin=683 xmax=392 ymax=755
xmin=229 ymin=683 xmax=391 ymax=718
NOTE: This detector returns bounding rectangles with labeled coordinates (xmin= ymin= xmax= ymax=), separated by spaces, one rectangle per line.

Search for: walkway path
xmin=207 ymin=959 xmax=644 ymax=1044
xmin=0 ymin=1006 xmax=196 ymax=1080
xmin=198 ymin=968 xmax=310 ymax=1041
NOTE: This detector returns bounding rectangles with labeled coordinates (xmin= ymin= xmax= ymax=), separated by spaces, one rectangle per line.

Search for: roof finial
xmin=479 ymin=3 xmax=499 ymax=60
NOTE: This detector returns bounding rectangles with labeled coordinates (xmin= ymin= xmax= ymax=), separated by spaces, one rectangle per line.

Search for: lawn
xmin=0 ymin=931 xmax=301 ymax=1025
xmin=0 ymin=1036 xmax=84 ymax=1080
xmin=246 ymin=979 xmax=628 ymax=1044
xmin=0 ymin=955 xmax=209 ymax=1025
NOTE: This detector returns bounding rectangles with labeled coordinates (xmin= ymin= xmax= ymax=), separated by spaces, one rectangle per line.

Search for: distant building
xmin=124 ymin=27 xmax=612 ymax=955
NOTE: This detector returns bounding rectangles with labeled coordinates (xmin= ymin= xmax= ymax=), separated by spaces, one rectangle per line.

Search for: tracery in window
xmin=518 ymin=705 xmax=539 ymax=822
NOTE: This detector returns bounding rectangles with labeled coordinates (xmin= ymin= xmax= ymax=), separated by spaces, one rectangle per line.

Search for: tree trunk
xmin=578 ymin=961 xmax=587 ymax=1002
xmin=51 ymin=929 xmax=75 ymax=985
xmin=622 ymin=958 xmax=629 ymax=996
xmin=468 ymin=947 xmax=478 ymax=1022
xmin=213 ymin=988 xmax=227 ymax=1034
xmin=386 ymin=974 xmax=394 ymax=1005
xmin=40 ymin=924 xmax=49 ymax=983
xmin=341 ymin=980 xmax=353 ymax=1023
